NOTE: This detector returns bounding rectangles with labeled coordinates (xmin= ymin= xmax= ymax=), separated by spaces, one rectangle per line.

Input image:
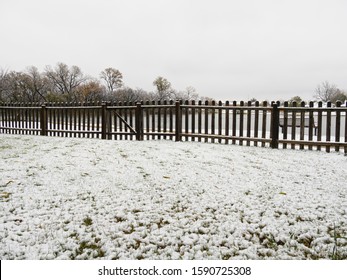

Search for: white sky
xmin=1 ymin=0 xmax=347 ymax=101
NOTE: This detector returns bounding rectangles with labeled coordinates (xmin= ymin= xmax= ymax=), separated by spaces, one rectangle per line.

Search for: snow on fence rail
xmin=1 ymin=100 xmax=347 ymax=153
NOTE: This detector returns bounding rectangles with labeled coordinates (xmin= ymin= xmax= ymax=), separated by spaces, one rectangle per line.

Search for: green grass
xmin=83 ymin=217 xmax=93 ymax=226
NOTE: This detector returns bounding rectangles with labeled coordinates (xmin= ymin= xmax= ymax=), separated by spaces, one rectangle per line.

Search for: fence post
xmin=135 ymin=102 xmax=143 ymax=141
xmin=271 ymin=103 xmax=279 ymax=149
xmin=40 ymin=104 xmax=47 ymax=136
xmin=101 ymin=102 xmax=107 ymax=139
xmin=175 ymin=100 xmax=182 ymax=141
xmin=335 ymin=101 xmax=341 ymax=152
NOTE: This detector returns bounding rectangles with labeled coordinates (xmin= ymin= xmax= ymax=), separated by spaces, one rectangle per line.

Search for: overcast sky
xmin=1 ymin=0 xmax=347 ymax=101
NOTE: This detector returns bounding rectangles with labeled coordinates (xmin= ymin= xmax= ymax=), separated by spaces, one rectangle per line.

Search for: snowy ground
xmin=0 ymin=134 xmax=346 ymax=260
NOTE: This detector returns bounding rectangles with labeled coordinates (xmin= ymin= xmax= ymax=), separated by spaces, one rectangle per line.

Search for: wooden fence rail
xmin=1 ymin=100 xmax=347 ymax=153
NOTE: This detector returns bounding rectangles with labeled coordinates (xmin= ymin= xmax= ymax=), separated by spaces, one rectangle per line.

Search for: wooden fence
xmin=1 ymin=100 xmax=347 ymax=153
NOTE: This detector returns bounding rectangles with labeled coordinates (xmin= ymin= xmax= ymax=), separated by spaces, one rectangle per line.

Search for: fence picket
xmin=254 ymin=101 xmax=259 ymax=147
xmin=232 ymin=101 xmax=237 ymax=145
xmin=335 ymin=101 xmax=341 ymax=152
xmin=175 ymin=100 xmax=181 ymax=141
xmin=326 ymin=102 xmax=332 ymax=153
xmin=239 ymin=101 xmax=244 ymax=146
xmin=151 ymin=101 xmax=156 ymax=140
xmin=204 ymin=100 xmax=209 ymax=143
xmin=307 ymin=101 xmax=314 ymax=150
xmin=191 ymin=100 xmax=196 ymax=142
xmin=246 ymin=101 xmax=252 ymax=146
xmin=169 ymin=100 xmax=174 ymax=141
xmin=345 ymin=101 xmax=347 ymax=154
xmin=271 ymin=103 xmax=279 ymax=149
xmin=218 ymin=101 xmax=222 ymax=144
xmin=225 ymin=101 xmax=230 ymax=145
xmin=291 ymin=102 xmax=297 ymax=149
xmin=300 ymin=101 xmax=305 ymax=150
xmin=261 ymin=101 xmax=267 ymax=148
xmin=163 ymin=100 xmax=168 ymax=140
xmin=145 ymin=101 xmax=150 ymax=140
xmin=317 ymin=102 xmax=322 ymax=151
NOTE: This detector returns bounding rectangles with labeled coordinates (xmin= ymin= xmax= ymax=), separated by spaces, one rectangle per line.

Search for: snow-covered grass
xmin=0 ymin=134 xmax=347 ymax=260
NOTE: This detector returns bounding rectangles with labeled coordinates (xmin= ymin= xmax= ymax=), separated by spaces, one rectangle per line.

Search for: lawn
xmin=0 ymin=134 xmax=346 ymax=259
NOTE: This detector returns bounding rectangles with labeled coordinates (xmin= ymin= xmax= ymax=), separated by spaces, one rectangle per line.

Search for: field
xmin=0 ymin=134 xmax=346 ymax=260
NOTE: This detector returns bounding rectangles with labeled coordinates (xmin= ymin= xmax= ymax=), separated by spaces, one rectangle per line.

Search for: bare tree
xmin=45 ymin=62 xmax=87 ymax=101
xmin=75 ymin=79 xmax=105 ymax=102
xmin=1 ymin=67 xmax=49 ymax=103
xmin=100 ymin=67 xmax=123 ymax=94
xmin=315 ymin=81 xmax=339 ymax=102
xmin=153 ymin=76 xmax=174 ymax=101
xmin=0 ymin=68 xmax=9 ymax=102
xmin=23 ymin=66 xmax=49 ymax=102
xmin=4 ymin=71 xmax=29 ymax=102
xmin=115 ymin=87 xmax=139 ymax=103
xmin=331 ymin=90 xmax=347 ymax=103
xmin=172 ymin=86 xmax=200 ymax=101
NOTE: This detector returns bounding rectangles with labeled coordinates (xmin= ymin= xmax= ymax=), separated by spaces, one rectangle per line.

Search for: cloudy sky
xmin=1 ymin=0 xmax=347 ymax=101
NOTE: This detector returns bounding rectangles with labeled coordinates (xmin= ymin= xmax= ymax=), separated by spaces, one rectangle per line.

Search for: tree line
xmin=288 ymin=81 xmax=347 ymax=105
xmin=1 ymin=63 xmax=346 ymax=104
xmin=0 ymin=62 xmax=205 ymax=104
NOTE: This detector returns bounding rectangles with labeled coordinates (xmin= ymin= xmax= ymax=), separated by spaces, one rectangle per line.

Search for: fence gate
xmin=103 ymin=103 xmax=143 ymax=141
